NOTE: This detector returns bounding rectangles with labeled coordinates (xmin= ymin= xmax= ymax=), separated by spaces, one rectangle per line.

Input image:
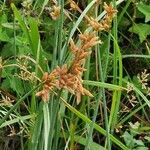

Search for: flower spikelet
xmin=101 ymin=3 xmax=117 ymax=30
xmin=137 ymin=69 xmax=149 ymax=89
xmin=79 ymin=33 xmax=102 ymax=49
xmin=50 ymin=5 xmax=61 ymax=20
xmin=36 ymin=33 xmax=100 ymax=104
xmin=70 ymin=39 xmax=79 ymax=54
xmin=67 ymin=32 xmax=100 ymax=103
xmin=69 ymin=0 xmax=80 ymax=11
xmin=36 ymin=68 xmax=59 ymax=102
xmin=103 ymin=2 xmax=117 ymax=16
xmin=87 ymin=17 xmax=104 ymax=31
xmin=87 ymin=3 xmax=117 ymax=31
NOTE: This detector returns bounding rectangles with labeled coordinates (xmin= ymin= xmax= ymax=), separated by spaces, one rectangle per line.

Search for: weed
xmin=0 ymin=0 xmax=150 ymax=150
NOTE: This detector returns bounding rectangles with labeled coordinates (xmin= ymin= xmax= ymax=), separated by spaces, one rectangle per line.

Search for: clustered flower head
xmin=36 ymin=2 xmax=117 ymax=104
xmin=68 ymin=0 xmax=80 ymax=11
xmin=137 ymin=69 xmax=149 ymax=89
xmin=36 ymin=69 xmax=59 ymax=101
xmin=88 ymin=2 xmax=117 ymax=31
xmin=50 ymin=5 xmax=61 ymax=20
xmin=68 ymin=1 xmax=117 ymax=31
xmin=50 ymin=0 xmax=61 ymax=20
xmin=15 ymin=57 xmax=38 ymax=82
xmin=36 ymin=32 xmax=101 ymax=104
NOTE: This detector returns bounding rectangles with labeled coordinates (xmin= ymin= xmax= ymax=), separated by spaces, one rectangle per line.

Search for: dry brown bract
xmin=36 ymin=2 xmax=117 ymax=104
xmin=88 ymin=2 xmax=117 ymax=31
xmin=50 ymin=5 xmax=61 ymax=20
xmin=36 ymin=32 xmax=100 ymax=104
xmin=36 ymin=68 xmax=59 ymax=102
xmin=69 ymin=0 xmax=79 ymax=11
xmin=68 ymin=1 xmax=117 ymax=31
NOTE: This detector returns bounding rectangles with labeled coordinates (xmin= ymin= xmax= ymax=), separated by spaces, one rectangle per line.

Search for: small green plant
xmin=0 ymin=0 xmax=150 ymax=150
xmin=122 ymin=122 xmax=149 ymax=150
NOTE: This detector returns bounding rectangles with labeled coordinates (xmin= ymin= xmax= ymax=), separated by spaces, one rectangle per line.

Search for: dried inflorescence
xmin=137 ymin=69 xmax=150 ymax=97
xmin=69 ymin=0 xmax=80 ymax=11
xmin=0 ymin=92 xmax=14 ymax=107
xmin=50 ymin=0 xmax=61 ymax=20
xmin=0 ymin=57 xmax=7 ymax=70
xmin=102 ymin=3 xmax=117 ymax=29
xmin=127 ymin=82 xmax=133 ymax=94
xmin=137 ymin=69 xmax=149 ymax=89
xmin=36 ymin=32 xmax=100 ymax=104
xmin=126 ymin=83 xmax=138 ymax=107
xmin=87 ymin=17 xmax=104 ymax=31
xmin=16 ymin=71 xmax=36 ymax=82
xmin=15 ymin=57 xmax=38 ymax=82
xmin=68 ymin=1 xmax=117 ymax=31
xmin=21 ymin=0 xmax=33 ymax=16
xmin=36 ymin=68 xmax=59 ymax=101
xmin=88 ymin=3 xmax=117 ymax=31
xmin=50 ymin=5 xmax=61 ymax=20
xmin=36 ymin=2 xmax=117 ymax=104
xmin=70 ymin=33 xmax=101 ymax=75
xmin=128 ymin=95 xmax=138 ymax=107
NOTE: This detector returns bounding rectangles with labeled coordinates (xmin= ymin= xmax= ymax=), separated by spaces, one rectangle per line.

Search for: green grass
xmin=0 ymin=0 xmax=150 ymax=150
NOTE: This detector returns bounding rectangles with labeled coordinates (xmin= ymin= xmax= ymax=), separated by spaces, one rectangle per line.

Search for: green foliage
xmin=128 ymin=1 xmax=150 ymax=43
xmin=129 ymin=23 xmax=150 ymax=43
xmin=137 ymin=2 xmax=150 ymax=22
xmin=122 ymin=122 xmax=149 ymax=150
xmin=0 ymin=0 xmax=150 ymax=150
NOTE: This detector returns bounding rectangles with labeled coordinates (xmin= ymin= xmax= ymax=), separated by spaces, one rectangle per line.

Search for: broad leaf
xmin=122 ymin=131 xmax=135 ymax=148
xmin=137 ymin=2 xmax=150 ymax=23
xmin=28 ymin=17 xmax=40 ymax=56
xmin=129 ymin=23 xmax=150 ymax=43
xmin=10 ymin=77 xmax=24 ymax=95
xmin=0 ymin=30 xmax=9 ymax=41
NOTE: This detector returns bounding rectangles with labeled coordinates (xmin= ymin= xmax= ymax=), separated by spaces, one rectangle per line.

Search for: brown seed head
xmin=103 ymin=2 xmax=117 ymax=15
xmin=69 ymin=0 xmax=80 ymax=11
xmin=36 ymin=33 xmax=99 ymax=103
xmin=50 ymin=5 xmax=61 ymax=20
